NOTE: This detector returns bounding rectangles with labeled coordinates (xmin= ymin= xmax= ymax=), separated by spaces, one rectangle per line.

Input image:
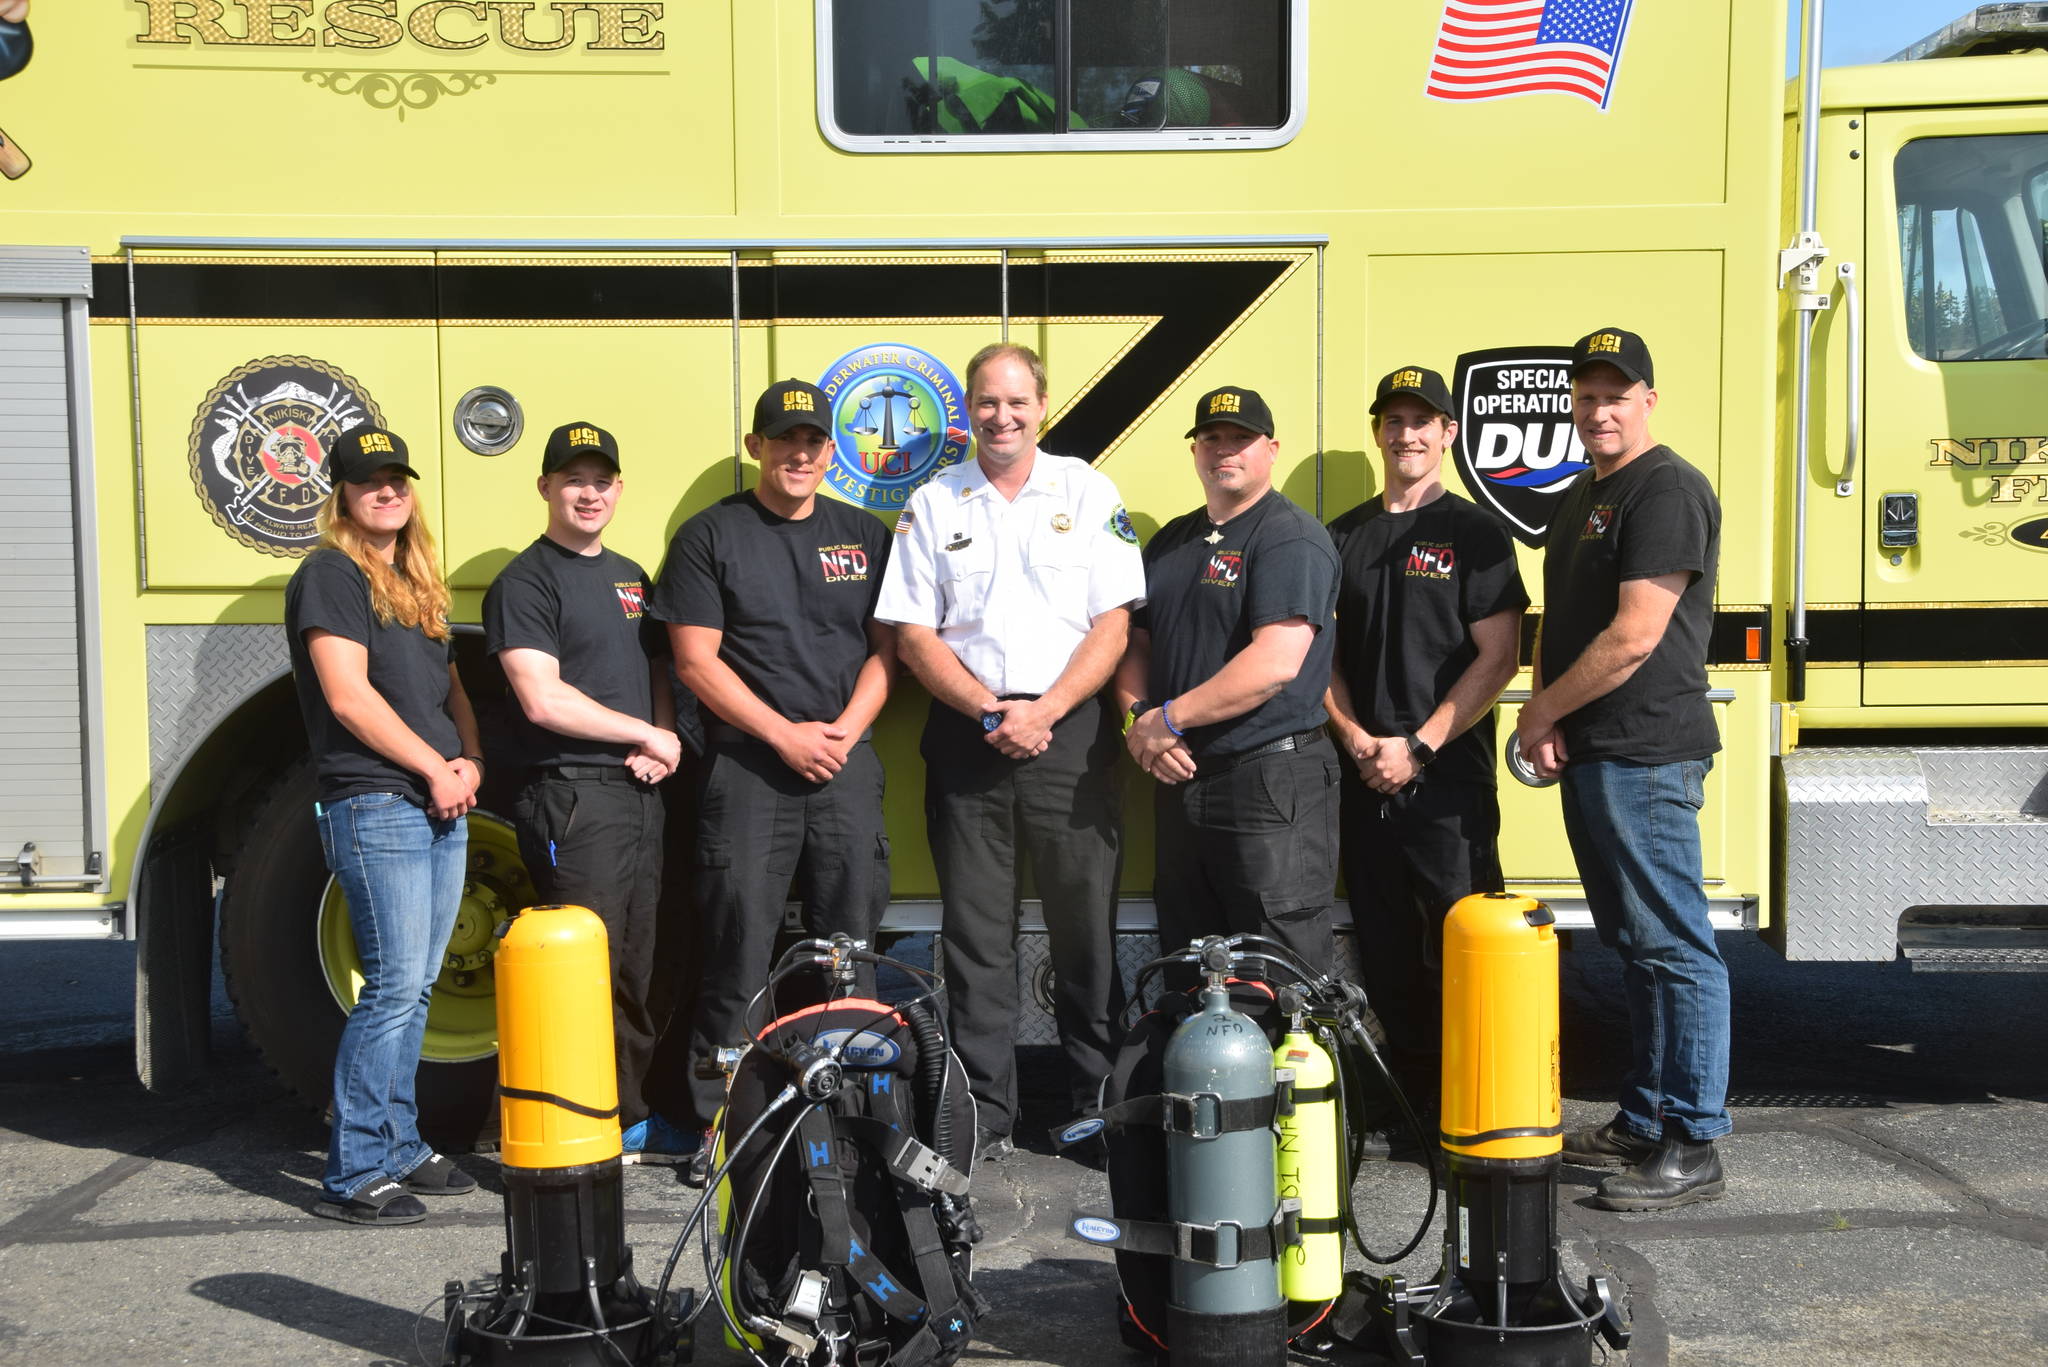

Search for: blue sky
xmin=1786 ymin=1 xmax=1998 ymax=68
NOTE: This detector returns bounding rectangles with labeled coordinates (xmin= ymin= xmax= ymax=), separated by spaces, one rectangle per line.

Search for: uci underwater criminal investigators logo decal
xmin=818 ymin=344 xmax=971 ymax=513
xmin=1451 ymin=346 xmax=1590 ymax=547
xmin=187 ymin=356 xmax=383 ymax=556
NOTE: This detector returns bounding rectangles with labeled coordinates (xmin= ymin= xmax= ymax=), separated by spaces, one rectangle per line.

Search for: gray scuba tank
xmin=1161 ymin=979 xmax=1288 ymax=1366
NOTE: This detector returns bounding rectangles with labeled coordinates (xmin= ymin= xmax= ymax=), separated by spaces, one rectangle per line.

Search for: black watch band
xmin=1125 ymin=699 xmax=1155 ymax=732
xmin=1405 ymin=734 xmax=1436 ymax=767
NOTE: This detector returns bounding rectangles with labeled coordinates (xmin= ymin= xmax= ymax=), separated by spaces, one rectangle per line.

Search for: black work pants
xmin=513 ymin=769 xmax=666 ymax=1130
xmin=1340 ymin=770 xmax=1504 ymax=1110
xmin=684 ymin=737 xmax=889 ymax=1128
xmin=1154 ymin=735 xmax=1340 ymax=980
xmin=923 ymin=697 xmax=1125 ymax=1136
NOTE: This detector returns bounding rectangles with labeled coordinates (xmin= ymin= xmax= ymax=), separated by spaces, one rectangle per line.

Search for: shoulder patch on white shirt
xmin=894 ymin=510 xmax=915 ymax=535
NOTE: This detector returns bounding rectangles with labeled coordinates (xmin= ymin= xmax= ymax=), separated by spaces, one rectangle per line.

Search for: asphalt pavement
xmin=2 ymin=932 xmax=2046 ymax=1366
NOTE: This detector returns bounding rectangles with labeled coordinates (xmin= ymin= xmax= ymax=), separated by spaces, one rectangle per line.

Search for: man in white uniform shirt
xmin=876 ymin=342 xmax=1145 ymax=1158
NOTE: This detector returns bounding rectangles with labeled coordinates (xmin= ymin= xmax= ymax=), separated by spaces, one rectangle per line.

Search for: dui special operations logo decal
xmin=1451 ymin=347 xmax=1590 ymax=547
xmin=187 ymin=356 xmax=382 ymax=556
xmin=818 ymin=344 xmax=971 ymax=512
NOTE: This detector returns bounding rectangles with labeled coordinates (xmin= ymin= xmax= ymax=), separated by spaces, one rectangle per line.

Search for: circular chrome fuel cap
xmin=453 ymin=385 xmax=523 ymax=456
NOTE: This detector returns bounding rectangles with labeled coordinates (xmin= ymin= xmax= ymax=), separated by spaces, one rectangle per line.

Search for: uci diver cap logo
xmin=569 ymin=426 xmax=601 ymax=447
xmin=1072 ymin=1216 xmax=1121 ymax=1244
xmin=1394 ymin=369 xmax=1423 ymax=389
xmin=360 ymin=432 xmax=393 ymax=454
xmin=1210 ymin=392 xmax=1242 ymax=415
xmin=1588 ymin=333 xmax=1622 ymax=354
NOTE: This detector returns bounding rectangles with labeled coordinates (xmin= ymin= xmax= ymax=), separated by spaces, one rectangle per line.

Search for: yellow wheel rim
xmin=316 ymin=809 xmax=534 ymax=1063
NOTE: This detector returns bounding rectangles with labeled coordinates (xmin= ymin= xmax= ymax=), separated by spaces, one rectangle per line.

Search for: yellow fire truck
xmin=1 ymin=1 xmax=2044 ymax=1135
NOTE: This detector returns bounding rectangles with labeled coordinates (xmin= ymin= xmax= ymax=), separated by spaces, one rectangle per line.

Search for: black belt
xmin=530 ymin=764 xmax=656 ymax=786
xmin=1197 ymin=729 xmax=1328 ymax=778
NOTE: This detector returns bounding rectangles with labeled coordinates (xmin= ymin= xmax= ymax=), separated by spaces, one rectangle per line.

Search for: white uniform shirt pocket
xmin=936 ymin=536 xmax=996 ymax=628
xmin=1026 ymin=528 xmax=1096 ymax=632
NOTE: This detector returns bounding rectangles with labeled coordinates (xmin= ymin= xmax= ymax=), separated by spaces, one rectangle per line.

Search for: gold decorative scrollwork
xmin=302 ymin=71 xmax=498 ymax=121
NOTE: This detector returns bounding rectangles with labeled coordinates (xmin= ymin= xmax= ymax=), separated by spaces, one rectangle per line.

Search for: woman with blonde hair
xmin=285 ymin=427 xmax=485 ymax=1225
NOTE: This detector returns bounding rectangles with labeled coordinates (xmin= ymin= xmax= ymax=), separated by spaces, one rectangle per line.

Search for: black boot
xmin=1563 ymin=1117 xmax=1660 ymax=1168
xmin=1591 ymin=1136 xmax=1725 ymax=1211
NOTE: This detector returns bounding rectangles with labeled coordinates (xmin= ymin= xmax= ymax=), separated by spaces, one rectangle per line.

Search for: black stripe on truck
xmin=90 ymin=256 xmax=1293 ymax=464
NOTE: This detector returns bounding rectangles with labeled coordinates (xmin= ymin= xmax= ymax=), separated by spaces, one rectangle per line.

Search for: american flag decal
xmin=1424 ymin=0 xmax=1635 ymax=110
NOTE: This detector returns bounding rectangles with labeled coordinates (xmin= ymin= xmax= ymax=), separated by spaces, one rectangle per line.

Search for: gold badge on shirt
xmin=1051 ymin=513 xmax=1073 ymax=534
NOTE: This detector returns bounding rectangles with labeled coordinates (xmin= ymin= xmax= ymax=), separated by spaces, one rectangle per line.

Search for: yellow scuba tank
xmin=1274 ymin=1027 xmax=1341 ymax=1302
xmin=495 ymin=903 xmax=622 ymax=1169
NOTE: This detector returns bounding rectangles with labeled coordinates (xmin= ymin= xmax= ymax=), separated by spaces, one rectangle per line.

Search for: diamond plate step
xmin=1902 ymin=945 xmax=2048 ymax=973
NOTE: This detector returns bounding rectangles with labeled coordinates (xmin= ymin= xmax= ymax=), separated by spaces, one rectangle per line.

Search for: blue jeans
xmin=314 ymin=792 xmax=468 ymax=1200
xmin=1560 ymin=757 xmax=1731 ymax=1142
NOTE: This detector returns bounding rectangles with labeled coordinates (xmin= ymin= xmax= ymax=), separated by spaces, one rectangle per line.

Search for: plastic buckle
xmin=1274 ymin=1067 xmax=1297 ymax=1118
xmin=1178 ymin=1219 xmax=1244 ymax=1269
xmin=1277 ymin=1198 xmax=1302 ymax=1249
xmin=784 ymin=1269 xmax=828 ymax=1326
xmin=897 ymin=1139 xmax=946 ymax=1192
xmin=1163 ymin=1091 xmax=1224 ymax=1138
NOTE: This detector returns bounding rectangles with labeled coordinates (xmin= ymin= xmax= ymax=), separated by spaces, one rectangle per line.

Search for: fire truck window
xmin=1895 ymin=134 xmax=2048 ymax=362
xmin=1074 ymin=2 xmax=1285 ymax=131
xmin=826 ymin=0 xmax=1288 ymax=140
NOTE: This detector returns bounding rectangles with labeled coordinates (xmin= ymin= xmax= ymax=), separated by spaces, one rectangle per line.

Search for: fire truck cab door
xmin=1861 ymin=109 xmax=2048 ymax=704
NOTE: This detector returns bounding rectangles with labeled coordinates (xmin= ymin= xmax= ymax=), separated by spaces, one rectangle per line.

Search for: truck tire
xmin=219 ymin=757 xmax=534 ymax=1151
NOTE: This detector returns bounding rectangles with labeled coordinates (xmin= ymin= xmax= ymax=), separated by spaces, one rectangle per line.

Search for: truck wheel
xmin=220 ymin=758 xmax=534 ymax=1151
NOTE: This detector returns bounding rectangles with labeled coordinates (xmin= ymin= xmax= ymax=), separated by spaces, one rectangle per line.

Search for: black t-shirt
xmin=1541 ymin=445 xmax=1721 ymax=764
xmin=1327 ymin=491 xmax=1529 ymax=787
xmin=285 ymin=547 xmax=458 ymax=806
xmin=1138 ymin=487 xmax=1339 ymax=758
xmin=649 ymin=493 xmax=891 ymax=727
xmin=483 ymin=537 xmax=662 ymax=773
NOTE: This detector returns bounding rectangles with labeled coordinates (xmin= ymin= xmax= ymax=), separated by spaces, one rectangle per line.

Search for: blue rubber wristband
xmin=1161 ymin=700 xmax=1185 ymax=738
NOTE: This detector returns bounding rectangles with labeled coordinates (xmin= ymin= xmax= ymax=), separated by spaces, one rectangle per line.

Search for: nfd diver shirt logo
xmin=1451 ymin=346 xmax=1589 ymax=547
xmin=187 ymin=356 xmax=382 ymax=556
xmin=818 ymin=344 xmax=970 ymax=512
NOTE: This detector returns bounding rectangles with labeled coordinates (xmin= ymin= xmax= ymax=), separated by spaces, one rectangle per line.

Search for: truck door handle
xmin=1836 ymin=261 xmax=1861 ymax=498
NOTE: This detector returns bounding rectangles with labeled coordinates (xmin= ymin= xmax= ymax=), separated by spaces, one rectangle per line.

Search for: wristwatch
xmin=1124 ymin=699 xmax=1155 ymax=735
xmin=1405 ymin=734 xmax=1436 ymax=767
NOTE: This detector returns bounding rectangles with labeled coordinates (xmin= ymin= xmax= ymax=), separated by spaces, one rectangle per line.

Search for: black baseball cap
xmin=542 ymin=421 xmax=620 ymax=475
xmin=326 ymin=427 xmax=420 ymax=484
xmin=1570 ymin=328 xmax=1654 ymax=388
xmin=1185 ymin=385 xmax=1275 ymax=439
xmin=752 ymin=379 xmax=833 ymax=439
xmin=1369 ymin=365 xmax=1454 ymax=419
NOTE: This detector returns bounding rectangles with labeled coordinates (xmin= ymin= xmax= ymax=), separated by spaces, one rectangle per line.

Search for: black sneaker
xmin=313 ymin=1177 xmax=428 ymax=1226
xmin=1590 ymin=1137 xmax=1726 ymax=1211
xmin=402 ymin=1153 xmax=477 ymax=1196
xmin=1563 ymin=1117 xmax=1661 ymax=1169
xmin=682 ymin=1130 xmax=715 ymax=1190
xmin=975 ymin=1128 xmax=1014 ymax=1161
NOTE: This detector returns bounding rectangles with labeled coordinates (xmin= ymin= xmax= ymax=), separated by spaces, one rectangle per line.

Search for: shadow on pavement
xmin=190 ymin=1272 xmax=427 ymax=1366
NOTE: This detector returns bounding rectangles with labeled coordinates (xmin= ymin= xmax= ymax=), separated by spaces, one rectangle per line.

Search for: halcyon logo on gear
xmin=817 ymin=344 xmax=971 ymax=512
xmin=187 ymin=356 xmax=382 ymax=556
xmin=1451 ymin=347 xmax=1589 ymax=547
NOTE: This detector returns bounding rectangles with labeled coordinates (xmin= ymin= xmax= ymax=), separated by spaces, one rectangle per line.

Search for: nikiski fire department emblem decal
xmin=187 ymin=356 xmax=383 ymax=555
xmin=1451 ymin=346 xmax=1590 ymax=547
